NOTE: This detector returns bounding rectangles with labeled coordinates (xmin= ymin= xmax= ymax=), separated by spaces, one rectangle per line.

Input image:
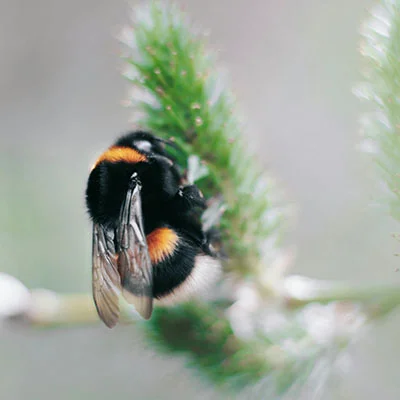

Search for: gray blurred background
xmin=1 ymin=0 xmax=399 ymax=399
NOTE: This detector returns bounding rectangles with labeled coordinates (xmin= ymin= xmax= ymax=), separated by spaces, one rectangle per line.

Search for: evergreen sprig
xmin=117 ymin=1 xmax=360 ymax=395
xmin=357 ymin=0 xmax=400 ymax=220
xmin=120 ymin=1 xmax=284 ymax=276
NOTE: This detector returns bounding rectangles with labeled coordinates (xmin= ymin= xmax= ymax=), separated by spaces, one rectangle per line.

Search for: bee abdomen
xmin=149 ymin=229 xmax=199 ymax=298
xmin=154 ymin=253 xmax=222 ymax=305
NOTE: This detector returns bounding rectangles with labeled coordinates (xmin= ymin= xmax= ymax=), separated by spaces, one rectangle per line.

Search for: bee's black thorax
xmin=86 ymin=160 xmax=138 ymax=226
xmin=86 ymin=144 xmax=182 ymax=228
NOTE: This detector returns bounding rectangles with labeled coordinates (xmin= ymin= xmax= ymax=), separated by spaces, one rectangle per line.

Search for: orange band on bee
xmin=93 ymin=146 xmax=147 ymax=169
xmin=146 ymin=227 xmax=179 ymax=264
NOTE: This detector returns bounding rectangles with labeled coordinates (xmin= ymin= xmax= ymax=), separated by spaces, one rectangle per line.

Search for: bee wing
xmin=117 ymin=174 xmax=153 ymax=320
xmin=92 ymin=224 xmax=121 ymax=328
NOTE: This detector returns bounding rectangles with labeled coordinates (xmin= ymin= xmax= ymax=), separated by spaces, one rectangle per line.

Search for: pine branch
xmin=120 ymin=1 xmax=285 ymax=276
xmin=115 ymin=2 xmax=400 ymax=394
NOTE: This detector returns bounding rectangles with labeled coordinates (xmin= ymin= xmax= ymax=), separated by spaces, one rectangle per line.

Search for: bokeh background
xmin=1 ymin=0 xmax=399 ymax=399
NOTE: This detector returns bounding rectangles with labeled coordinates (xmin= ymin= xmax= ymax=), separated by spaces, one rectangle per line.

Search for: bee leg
xmin=202 ymin=227 xmax=226 ymax=258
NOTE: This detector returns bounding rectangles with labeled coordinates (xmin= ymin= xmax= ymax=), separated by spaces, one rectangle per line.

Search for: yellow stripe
xmin=147 ymin=227 xmax=179 ymax=264
xmin=93 ymin=146 xmax=147 ymax=169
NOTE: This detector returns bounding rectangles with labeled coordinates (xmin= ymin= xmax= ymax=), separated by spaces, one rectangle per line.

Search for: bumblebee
xmin=86 ymin=131 xmax=221 ymax=327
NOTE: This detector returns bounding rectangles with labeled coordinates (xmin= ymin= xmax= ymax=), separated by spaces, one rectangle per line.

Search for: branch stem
xmin=17 ymin=277 xmax=400 ymax=327
xmin=282 ymin=275 xmax=400 ymax=319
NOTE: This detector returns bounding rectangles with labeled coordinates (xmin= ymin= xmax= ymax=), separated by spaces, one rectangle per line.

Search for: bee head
xmin=115 ymin=131 xmax=175 ymax=157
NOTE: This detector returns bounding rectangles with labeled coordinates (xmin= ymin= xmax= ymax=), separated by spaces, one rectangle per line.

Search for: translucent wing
xmin=117 ymin=173 xmax=153 ymax=319
xmin=92 ymin=224 xmax=121 ymax=328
